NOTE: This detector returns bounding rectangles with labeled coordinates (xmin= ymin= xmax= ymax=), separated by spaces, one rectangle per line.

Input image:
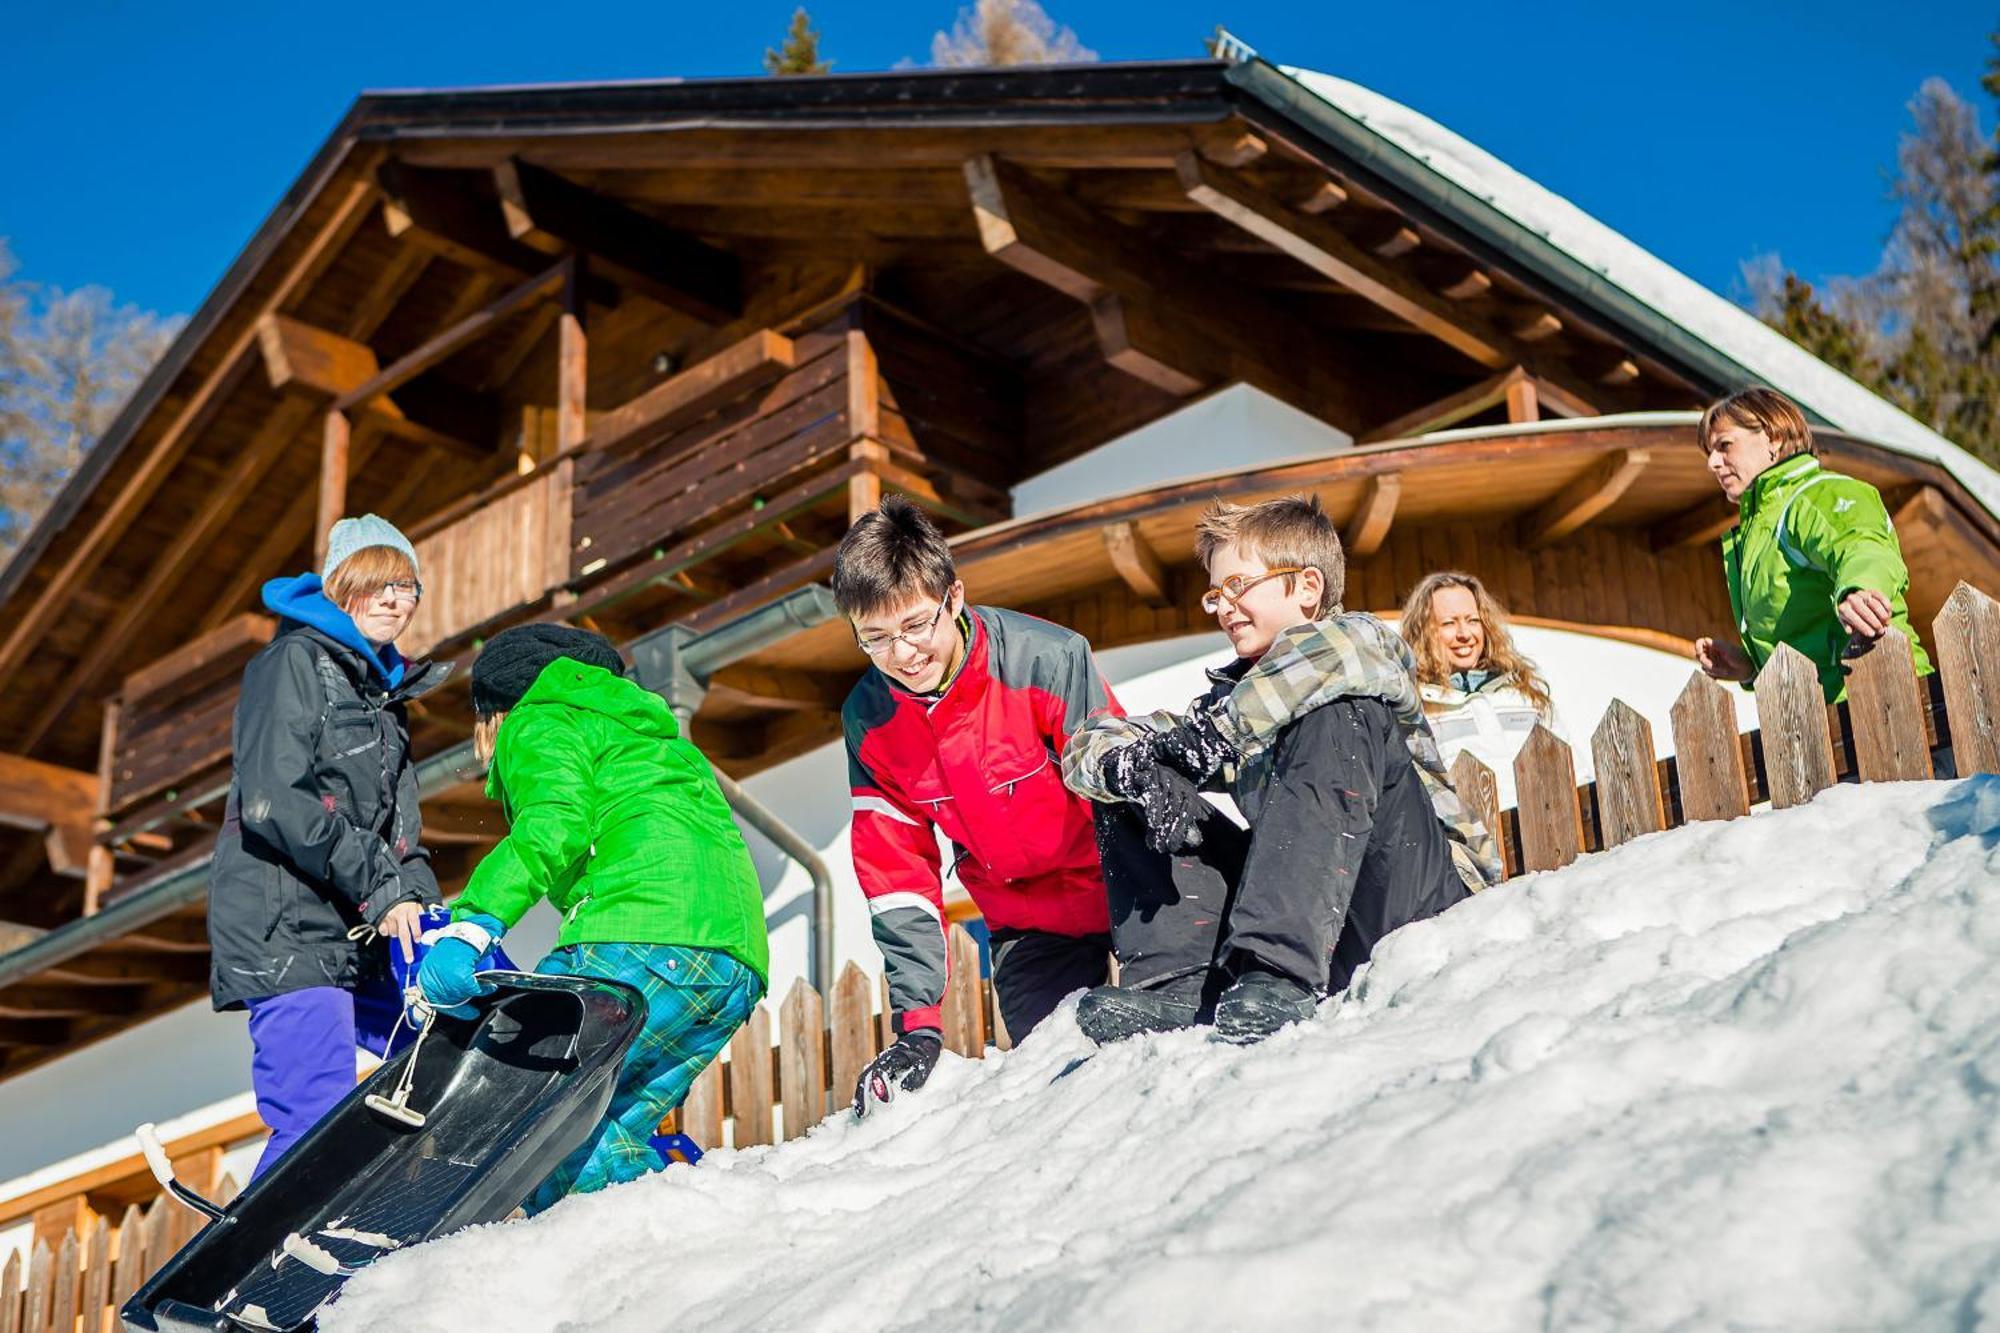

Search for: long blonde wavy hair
xmin=1400 ymin=571 xmax=1551 ymax=714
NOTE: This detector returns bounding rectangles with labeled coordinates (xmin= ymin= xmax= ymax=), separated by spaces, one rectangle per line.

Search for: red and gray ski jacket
xmin=843 ymin=606 xmax=1120 ymax=1033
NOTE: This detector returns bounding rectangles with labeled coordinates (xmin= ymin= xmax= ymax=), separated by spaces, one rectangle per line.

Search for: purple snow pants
xmin=245 ymin=987 xmax=357 ymax=1179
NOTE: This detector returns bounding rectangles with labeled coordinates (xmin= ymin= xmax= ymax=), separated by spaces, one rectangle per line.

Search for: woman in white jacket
xmin=1401 ymin=572 xmax=1562 ymax=779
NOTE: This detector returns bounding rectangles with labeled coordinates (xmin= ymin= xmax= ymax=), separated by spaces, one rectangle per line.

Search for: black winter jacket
xmin=208 ymin=623 xmax=450 ymax=1010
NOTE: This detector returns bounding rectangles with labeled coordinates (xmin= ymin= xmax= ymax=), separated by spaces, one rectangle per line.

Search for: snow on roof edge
xmin=1278 ymin=66 xmax=2000 ymax=521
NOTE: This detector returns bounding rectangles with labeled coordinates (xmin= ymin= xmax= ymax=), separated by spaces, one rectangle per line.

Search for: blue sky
xmin=0 ymin=1 xmax=1990 ymax=321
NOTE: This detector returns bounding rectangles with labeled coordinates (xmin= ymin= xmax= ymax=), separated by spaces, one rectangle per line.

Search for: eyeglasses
xmin=855 ymin=599 xmax=950 ymax=657
xmin=373 ymin=579 xmax=424 ymax=606
xmin=1200 ymin=567 xmax=1303 ymax=615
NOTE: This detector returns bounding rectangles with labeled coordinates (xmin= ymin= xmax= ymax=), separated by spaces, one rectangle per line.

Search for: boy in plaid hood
xmin=1064 ymin=496 xmax=1498 ymax=1043
xmin=416 ymin=624 xmax=767 ymax=1212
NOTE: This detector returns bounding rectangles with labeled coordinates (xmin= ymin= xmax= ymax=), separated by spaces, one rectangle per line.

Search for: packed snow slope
xmin=326 ymin=780 xmax=2000 ymax=1333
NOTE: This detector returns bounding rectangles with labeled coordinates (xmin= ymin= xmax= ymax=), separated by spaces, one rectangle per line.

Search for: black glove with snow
xmin=1150 ymin=707 xmax=1234 ymax=784
xmin=854 ymin=1028 xmax=944 ymax=1116
xmin=1101 ymin=741 xmax=1208 ymax=856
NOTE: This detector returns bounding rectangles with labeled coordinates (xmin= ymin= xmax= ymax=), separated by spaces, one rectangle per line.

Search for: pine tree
xmin=764 ymin=8 xmax=831 ymax=76
xmin=931 ymin=0 xmax=1095 ymax=67
xmin=1770 ymin=273 xmax=1879 ymax=385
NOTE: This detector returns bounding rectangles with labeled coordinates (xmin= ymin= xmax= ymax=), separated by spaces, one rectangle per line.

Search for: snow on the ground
xmin=324 ymin=780 xmax=2000 ymax=1333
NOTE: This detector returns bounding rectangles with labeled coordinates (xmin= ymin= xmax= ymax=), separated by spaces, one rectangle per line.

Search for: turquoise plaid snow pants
xmin=523 ymin=942 xmax=762 ymax=1215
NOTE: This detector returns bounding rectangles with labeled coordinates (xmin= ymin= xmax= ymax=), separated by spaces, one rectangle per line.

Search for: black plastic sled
xmin=121 ymin=972 xmax=645 ymax=1333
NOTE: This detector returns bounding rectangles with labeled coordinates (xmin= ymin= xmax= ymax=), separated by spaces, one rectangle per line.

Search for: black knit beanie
xmin=471 ymin=624 xmax=626 ymax=717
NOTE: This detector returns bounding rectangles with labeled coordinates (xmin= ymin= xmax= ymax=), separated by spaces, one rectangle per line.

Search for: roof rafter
xmin=493 ymin=158 xmax=741 ymax=324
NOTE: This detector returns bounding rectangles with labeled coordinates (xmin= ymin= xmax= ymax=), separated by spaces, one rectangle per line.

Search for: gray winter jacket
xmin=207 ymin=624 xmax=450 ymax=1010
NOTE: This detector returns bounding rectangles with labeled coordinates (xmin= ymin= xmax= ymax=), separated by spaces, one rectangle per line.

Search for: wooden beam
xmin=1650 ymin=497 xmax=1739 ymax=551
xmin=493 ymin=158 xmax=741 ymax=324
xmin=1505 ymin=374 xmax=1540 ymax=423
xmin=1512 ymin=310 xmax=1563 ymax=342
xmin=41 ymin=952 xmax=210 ymax=987
xmin=43 ymin=821 xmax=92 ymax=878
xmin=0 ymin=1019 xmax=69 ymax=1048
xmin=1201 ymin=132 xmax=1268 ymax=168
xmin=1520 ymin=449 xmax=1651 ymax=549
xmin=0 ymin=752 xmax=97 ymax=832
xmin=1176 ymin=152 xmax=1618 ymax=420
xmin=333 ymin=260 xmax=569 ymax=414
xmin=965 ymin=154 xmax=1371 ymax=427
xmin=1438 ymin=267 xmax=1492 ymax=301
xmin=1296 ymin=179 xmax=1348 ymax=213
xmin=377 ymin=160 xmax=621 ymax=309
xmin=0 ymin=177 xmax=378 ymax=687
xmin=315 ymin=410 xmax=351 ymax=569
xmin=1175 ymin=151 xmax=1504 ymax=369
xmin=122 ymin=614 xmax=274 ymax=711
xmin=1101 ymin=522 xmax=1171 ymax=607
xmin=1361 ymin=218 xmax=1422 ymax=259
xmin=1359 ymin=367 xmax=1528 ymax=443
xmin=257 ymin=314 xmax=490 ymax=461
xmin=1530 ymin=376 xmax=1597 ymax=419
xmin=0 ymin=986 xmax=125 ymax=1020
xmin=1341 ymin=474 xmax=1401 ymax=558
xmin=19 ymin=398 xmax=322 ymax=752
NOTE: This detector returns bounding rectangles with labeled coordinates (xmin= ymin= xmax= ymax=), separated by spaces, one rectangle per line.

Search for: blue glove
xmin=415 ymin=913 xmax=505 ymax=1019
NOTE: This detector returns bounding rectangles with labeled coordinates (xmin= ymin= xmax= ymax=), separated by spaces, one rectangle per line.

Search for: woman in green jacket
xmin=1692 ymin=386 xmax=1932 ymax=703
xmin=417 ymin=624 xmax=768 ymax=1213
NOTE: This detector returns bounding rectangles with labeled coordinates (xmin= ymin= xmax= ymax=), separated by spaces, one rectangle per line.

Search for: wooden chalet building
xmin=1 ymin=44 xmax=1997 ymax=1106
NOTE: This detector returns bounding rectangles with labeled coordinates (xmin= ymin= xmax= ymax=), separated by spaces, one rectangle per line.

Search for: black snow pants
xmin=1097 ymin=696 xmax=1468 ymax=996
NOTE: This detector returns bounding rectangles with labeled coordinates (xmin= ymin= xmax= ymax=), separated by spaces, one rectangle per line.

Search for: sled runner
xmin=120 ymin=972 xmax=645 ymax=1333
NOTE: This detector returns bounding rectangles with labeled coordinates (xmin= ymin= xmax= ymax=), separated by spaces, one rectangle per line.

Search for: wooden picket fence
xmin=1 ymin=1174 xmax=239 ymax=1333
xmin=11 ymin=579 xmax=1997 ymax=1332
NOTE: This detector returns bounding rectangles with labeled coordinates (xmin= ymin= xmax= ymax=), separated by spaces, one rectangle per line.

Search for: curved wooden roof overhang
xmin=699 ymin=414 xmax=2000 ymax=769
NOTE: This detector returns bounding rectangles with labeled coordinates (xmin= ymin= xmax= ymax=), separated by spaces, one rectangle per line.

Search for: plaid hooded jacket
xmin=1063 ymin=611 xmax=1501 ymax=895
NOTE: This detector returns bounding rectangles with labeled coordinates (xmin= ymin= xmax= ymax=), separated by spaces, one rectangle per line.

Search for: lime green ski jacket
xmin=1721 ymin=452 xmax=1932 ymax=703
xmin=453 ymin=660 xmax=769 ymax=984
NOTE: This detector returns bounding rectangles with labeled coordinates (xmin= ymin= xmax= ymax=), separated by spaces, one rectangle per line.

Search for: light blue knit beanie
xmin=320 ymin=514 xmax=420 ymax=584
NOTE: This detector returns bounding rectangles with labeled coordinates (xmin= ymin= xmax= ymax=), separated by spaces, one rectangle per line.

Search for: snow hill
xmin=324 ymin=780 xmax=2000 ymax=1333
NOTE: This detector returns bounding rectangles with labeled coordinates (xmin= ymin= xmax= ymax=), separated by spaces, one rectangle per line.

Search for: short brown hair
xmin=1194 ymin=494 xmax=1345 ymax=617
xmin=832 ymin=495 xmax=957 ymax=618
xmin=325 ymin=545 xmax=417 ymax=612
xmin=1698 ymin=386 xmax=1816 ymax=460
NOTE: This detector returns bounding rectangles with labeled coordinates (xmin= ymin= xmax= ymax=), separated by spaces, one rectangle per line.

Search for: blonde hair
xmin=472 ymin=712 xmax=506 ymax=768
xmin=1193 ymin=494 xmax=1345 ymax=617
xmin=325 ymin=545 xmax=418 ymax=615
xmin=1697 ymin=386 xmax=1816 ymax=461
xmin=1400 ymin=571 xmax=1550 ymax=714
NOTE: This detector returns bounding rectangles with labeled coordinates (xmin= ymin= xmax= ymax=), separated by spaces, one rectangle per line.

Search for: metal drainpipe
xmin=709 ymin=768 xmax=835 ymax=996
xmin=634 ymin=585 xmax=843 ymax=995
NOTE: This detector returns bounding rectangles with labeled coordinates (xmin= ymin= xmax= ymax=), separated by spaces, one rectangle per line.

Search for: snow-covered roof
xmin=1281 ymin=66 xmax=2000 ymax=521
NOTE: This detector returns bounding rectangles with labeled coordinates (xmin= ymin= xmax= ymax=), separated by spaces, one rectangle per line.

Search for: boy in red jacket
xmin=839 ymin=498 xmax=1171 ymax=1112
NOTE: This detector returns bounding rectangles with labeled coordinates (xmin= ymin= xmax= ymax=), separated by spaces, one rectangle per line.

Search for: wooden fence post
xmin=726 ymin=1006 xmax=775 ymax=1149
xmin=939 ymin=925 xmax=985 ymax=1057
xmin=51 ymin=1231 xmax=77 ymax=1333
xmin=81 ymin=1217 xmax=110 ymax=1333
xmin=1934 ymin=581 xmax=2000 ymax=775
xmin=0 ymin=1247 xmax=20 ymax=1333
xmin=877 ymin=972 xmax=894 ymax=1051
xmin=140 ymin=1198 xmax=171 ymax=1283
xmin=1670 ymin=672 xmax=1750 ymax=822
xmin=1513 ymin=724 xmax=1584 ymax=872
xmin=828 ymin=963 xmax=878 ymax=1116
xmin=1449 ymin=751 xmax=1511 ymax=879
xmin=1755 ymin=644 xmax=1836 ymax=808
xmin=1844 ymin=629 xmax=1931 ymax=781
xmin=109 ymin=1204 xmax=145 ymax=1321
xmin=22 ymin=1243 xmax=48 ymax=1333
xmin=778 ymin=979 xmax=826 ymax=1141
xmin=680 ymin=1061 xmax=724 ymax=1152
xmin=1591 ymin=699 xmax=1665 ymax=848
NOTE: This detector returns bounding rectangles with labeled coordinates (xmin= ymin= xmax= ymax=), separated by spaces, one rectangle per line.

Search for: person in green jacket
xmin=1692 ymin=386 xmax=1933 ymax=703
xmin=416 ymin=624 xmax=768 ymax=1213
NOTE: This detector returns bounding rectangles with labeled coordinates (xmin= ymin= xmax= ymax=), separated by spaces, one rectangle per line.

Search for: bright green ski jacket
xmin=1721 ymin=452 xmax=1932 ymax=703
xmin=453 ymin=660 xmax=769 ymax=984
